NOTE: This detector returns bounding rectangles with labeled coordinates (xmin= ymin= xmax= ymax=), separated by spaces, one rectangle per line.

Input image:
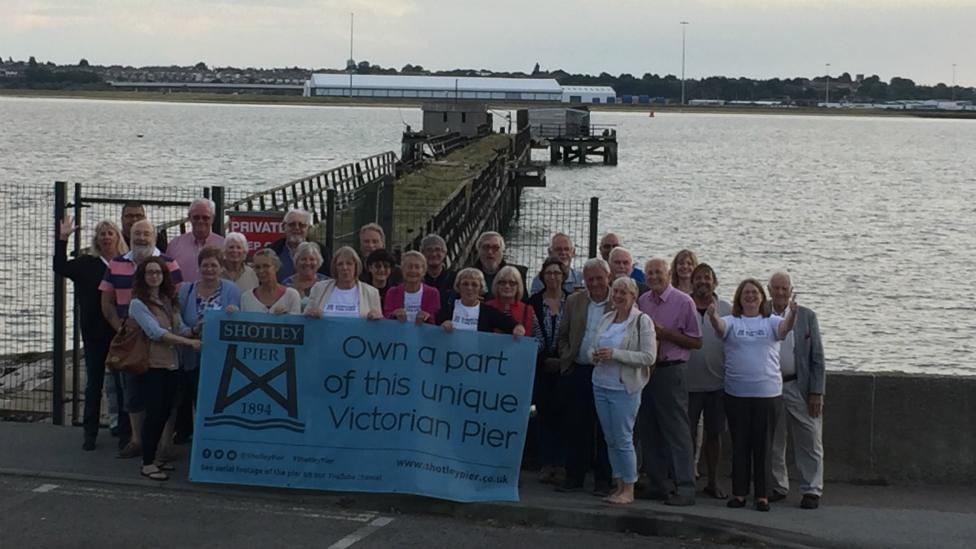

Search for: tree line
xmin=357 ymin=61 xmax=974 ymax=104
xmin=2 ymin=56 xmax=972 ymax=103
xmin=0 ymin=56 xmax=104 ymax=90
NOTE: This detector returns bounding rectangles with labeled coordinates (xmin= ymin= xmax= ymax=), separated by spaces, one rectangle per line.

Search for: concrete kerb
xmin=0 ymin=466 xmax=833 ymax=549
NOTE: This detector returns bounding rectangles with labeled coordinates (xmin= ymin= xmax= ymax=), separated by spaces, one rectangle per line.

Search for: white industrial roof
xmin=309 ymin=74 xmax=561 ymax=93
xmin=561 ymin=86 xmax=617 ymax=94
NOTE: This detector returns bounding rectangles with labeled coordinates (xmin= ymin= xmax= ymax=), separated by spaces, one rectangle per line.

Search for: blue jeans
xmin=593 ymin=384 xmax=641 ymax=484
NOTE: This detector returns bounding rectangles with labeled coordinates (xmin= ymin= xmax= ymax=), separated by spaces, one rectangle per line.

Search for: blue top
xmin=129 ymin=298 xmax=192 ymax=341
xmin=630 ymin=267 xmax=646 ymax=284
xmin=177 ymin=280 xmax=242 ymax=370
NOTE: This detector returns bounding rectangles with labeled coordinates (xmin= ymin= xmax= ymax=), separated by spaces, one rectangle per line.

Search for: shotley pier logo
xmin=203 ymin=321 xmax=306 ymax=433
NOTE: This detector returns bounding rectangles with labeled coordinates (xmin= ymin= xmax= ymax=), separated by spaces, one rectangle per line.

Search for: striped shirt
xmin=98 ymin=249 xmax=183 ymax=318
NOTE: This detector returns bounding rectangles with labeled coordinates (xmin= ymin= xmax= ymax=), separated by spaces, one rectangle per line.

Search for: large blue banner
xmin=190 ymin=312 xmax=537 ymax=502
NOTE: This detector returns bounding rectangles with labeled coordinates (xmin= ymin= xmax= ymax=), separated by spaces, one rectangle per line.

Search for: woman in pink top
xmin=384 ymin=251 xmax=440 ymax=324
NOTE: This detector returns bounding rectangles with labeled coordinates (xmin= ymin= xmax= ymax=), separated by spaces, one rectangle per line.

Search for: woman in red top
xmin=484 ymin=265 xmax=534 ymax=335
xmin=384 ymin=251 xmax=441 ymax=324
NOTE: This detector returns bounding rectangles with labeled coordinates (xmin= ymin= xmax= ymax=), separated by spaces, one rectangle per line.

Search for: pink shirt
xmin=166 ymin=231 xmax=225 ymax=282
xmin=637 ymin=285 xmax=701 ymax=363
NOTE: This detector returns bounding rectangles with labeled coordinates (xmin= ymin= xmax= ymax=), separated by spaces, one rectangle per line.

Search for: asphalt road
xmin=0 ymin=475 xmax=743 ymax=549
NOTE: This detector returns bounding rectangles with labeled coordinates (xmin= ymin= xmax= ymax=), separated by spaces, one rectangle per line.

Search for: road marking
xmin=32 ymin=484 xmax=59 ymax=493
xmin=326 ymin=516 xmax=394 ymax=549
xmin=48 ymin=484 xmax=376 ymax=523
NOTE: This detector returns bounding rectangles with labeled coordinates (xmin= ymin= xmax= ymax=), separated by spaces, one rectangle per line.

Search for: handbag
xmin=105 ymin=316 xmax=150 ymax=375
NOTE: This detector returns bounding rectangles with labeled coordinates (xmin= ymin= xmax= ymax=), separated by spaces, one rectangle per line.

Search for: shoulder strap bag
xmin=105 ymin=316 xmax=150 ymax=375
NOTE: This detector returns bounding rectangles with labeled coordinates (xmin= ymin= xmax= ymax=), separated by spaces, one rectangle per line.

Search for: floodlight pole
xmin=680 ymin=21 xmax=689 ymax=105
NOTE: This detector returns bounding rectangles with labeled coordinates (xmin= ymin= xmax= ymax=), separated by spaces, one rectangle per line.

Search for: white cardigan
xmin=589 ymin=306 xmax=657 ymax=394
xmin=305 ymin=279 xmax=382 ymax=319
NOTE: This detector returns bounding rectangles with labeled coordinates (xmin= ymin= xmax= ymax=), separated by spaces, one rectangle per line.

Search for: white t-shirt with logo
xmin=591 ymin=321 xmax=628 ymax=391
xmin=323 ymin=287 xmax=360 ymax=318
xmin=404 ymin=288 xmax=423 ymax=323
xmin=452 ymin=300 xmax=480 ymax=332
xmin=722 ymin=315 xmax=784 ymax=398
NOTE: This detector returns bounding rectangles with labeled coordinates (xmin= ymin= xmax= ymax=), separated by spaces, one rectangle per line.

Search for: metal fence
xmin=0 ymin=183 xmax=58 ymax=421
xmin=0 ymin=181 xmax=208 ymax=423
xmin=505 ymin=196 xmax=599 ymax=280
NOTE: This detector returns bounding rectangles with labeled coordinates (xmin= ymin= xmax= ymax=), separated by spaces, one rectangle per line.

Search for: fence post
xmin=52 ymin=182 xmax=67 ymax=425
xmin=588 ymin=196 xmax=599 ymax=259
xmin=325 ymin=188 xmax=337 ymax=256
xmin=210 ymin=186 xmax=225 ymax=236
xmin=377 ymin=174 xmax=395 ymax=244
xmin=71 ymin=183 xmax=83 ymax=424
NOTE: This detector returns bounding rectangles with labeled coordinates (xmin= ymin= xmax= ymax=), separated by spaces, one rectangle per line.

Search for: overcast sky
xmin=3 ymin=0 xmax=973 ymax=86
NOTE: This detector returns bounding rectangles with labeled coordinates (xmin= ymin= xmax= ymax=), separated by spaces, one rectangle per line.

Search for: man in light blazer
xmin=767 ymin=272 xmax=826 ymax=509
xmin=554 ymin=258 xmax=614 ymax=495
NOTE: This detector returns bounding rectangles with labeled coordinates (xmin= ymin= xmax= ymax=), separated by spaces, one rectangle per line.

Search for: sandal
xmin=703 ymin=485 xmax=727 ymax=499
xmin=140 ymin=466 xmax=169 ymax=481
xmin=154 ymin=461 xmax=175 ymax=471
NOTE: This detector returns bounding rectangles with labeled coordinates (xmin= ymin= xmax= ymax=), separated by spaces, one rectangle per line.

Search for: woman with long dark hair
xmin=528 ymin=257 xmax=569 ymax=484
xmin=128 ymin=257 xmax=200 ymax=481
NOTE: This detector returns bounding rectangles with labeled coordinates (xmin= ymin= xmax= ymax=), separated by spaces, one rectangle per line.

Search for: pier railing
xmin=533 ymin=124 xmax=617 ymax=140
xmin=224 ymin=151 xmax=398 ymax=250
xmin=226 ymin=151 xmax=397 ymax=218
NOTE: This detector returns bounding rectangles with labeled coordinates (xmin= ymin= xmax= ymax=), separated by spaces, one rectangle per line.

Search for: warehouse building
xmin=303 ymin=74 xmax=563 ymax=101
xmin=561 ymin=85 xmax=617 ymax=104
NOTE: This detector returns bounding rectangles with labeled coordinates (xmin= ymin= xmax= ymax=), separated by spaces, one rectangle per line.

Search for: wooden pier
xmin=532 ymin=124 xmax=618 ymax=166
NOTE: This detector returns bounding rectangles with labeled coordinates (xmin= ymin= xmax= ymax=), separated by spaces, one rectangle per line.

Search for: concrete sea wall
xmin=822 ymin=372 xmax=976 ymax=484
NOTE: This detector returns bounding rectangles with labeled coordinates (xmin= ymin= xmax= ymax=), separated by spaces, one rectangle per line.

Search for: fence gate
xmin=45 ymin=182 xmax=221 ymax=426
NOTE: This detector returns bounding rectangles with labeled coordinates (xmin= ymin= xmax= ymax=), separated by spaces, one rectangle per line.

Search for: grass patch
xmin=305 ymin=134 xmax=511 ymax=252
xmin=391 ymin=134 xmax=512 ymax=248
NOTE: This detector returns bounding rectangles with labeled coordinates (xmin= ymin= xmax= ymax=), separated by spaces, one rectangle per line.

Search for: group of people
xmin=55 ymin=202 xmax=825 ymax=512
xmin=530 ymin=238 xmax=825 ymax=511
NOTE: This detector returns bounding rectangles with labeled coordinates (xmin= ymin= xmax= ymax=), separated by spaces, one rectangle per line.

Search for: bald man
xmin=767 ymin=272 xmax=825 ymax=510
xmin=599 ymin=232 xmax=645 ymax=284
xmin=608 ymin=247 xmax=649 ymax=295
xmin=636 ymin=257 xmax=702 ymax=506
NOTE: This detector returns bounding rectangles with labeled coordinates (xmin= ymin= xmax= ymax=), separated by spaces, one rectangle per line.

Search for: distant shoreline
xmin=2 ymin=89 xmax=974 ymax=120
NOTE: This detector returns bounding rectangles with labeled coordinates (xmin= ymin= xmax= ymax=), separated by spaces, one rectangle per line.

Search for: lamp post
xmin=824 ymin=63 xmax=831 ymax=106
xmin=680 ymin=21 xmax=689 ymax=105
xmin=347 ymin=12 xmax=355 ymax=98
xmin=952 ymin=63 xmax=957 ymax=101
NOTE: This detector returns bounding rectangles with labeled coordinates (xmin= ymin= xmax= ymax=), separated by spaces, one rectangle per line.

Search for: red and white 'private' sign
xmin=227 ymin=211 xmax=285 ymax=257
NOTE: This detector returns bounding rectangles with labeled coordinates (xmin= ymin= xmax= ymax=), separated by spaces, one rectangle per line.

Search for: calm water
xmin=2 ymin=97 xmax=974 ymax=375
